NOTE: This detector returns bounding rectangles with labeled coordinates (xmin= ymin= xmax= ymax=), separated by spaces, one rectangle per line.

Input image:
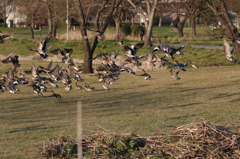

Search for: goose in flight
xmin=27 ymin=33 xmax=52 ymax=59
xmin=2 ymin=55 xmax=21 ymax=67
xmin=0 ymin=32 xmax=15 ymax=44
xmin=153 ymin=41 xmax=188 ymax=60
xmin=223 ymin=39 xmax=236 ymax=63
xmin=119 ymin=38 xmax=144 ymax=58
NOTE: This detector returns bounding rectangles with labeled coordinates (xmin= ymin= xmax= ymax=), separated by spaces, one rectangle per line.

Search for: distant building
xmin=5 ymin=4 xmax=27 ymax=27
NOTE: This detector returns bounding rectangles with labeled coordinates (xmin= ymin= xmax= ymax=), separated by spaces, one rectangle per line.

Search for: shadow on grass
xmin=229 ymin=98 xmax=240 ymax=102
xmin=169 ymin=113 xmax=205 ymax=120
xmin=97 ymin=110 xmax=144 ymax=117
xmin=210 ymin=93 xmax=239 ymax=100
xmin=162 ymin=102 xmax=202 ymax=109
xmin=8 ymin=125 xmax=51 ymax=133
xmin=174 ymin=82 xmax=238 ymax=92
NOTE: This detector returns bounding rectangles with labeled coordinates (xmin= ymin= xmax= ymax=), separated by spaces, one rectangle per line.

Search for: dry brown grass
xmin=56 ymin=29 xmax=140 ymax=41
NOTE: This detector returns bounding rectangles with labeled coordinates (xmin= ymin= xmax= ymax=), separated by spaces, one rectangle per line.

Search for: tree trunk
xmin=144 ymin=23 xmax=153 ymax=46
xmin=75 ymin=0 xmax=118 ymax=73
xmin=47 ymin=6 xmax=53 ymax=35
xmin=46 ymin=0 xmax=57 ymax=37
xmin=176 ymin=16 xmax=188 ymax=37
xmin=29 ymin=26 xmax=34 ymax=39
xmin=234 ymin=42 xmax=240 ymax=64
xmin=158 ymin=16 xmax=162 ymax=28
xmin=82 ymin=37 xmax=94 ymax=73
xmin=189 ymin=16 xmax=196 ymax=37
xmin=52 ymin=18 xmax=57 ymax=38
xmin=4 ymin=19 xmax=7 ymax=28
xmin=115 ymin=20 xmax=121 ymax=40
xmin=143 ymin=4 xmax=157 ymax=46
xmin=30 ymin=17 xmax=35 ymax=39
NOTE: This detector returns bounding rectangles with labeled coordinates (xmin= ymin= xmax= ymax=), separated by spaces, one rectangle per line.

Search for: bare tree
xmin=14 ymin=0 xmax=46 ymax=39
xmin=74 ymin=0 xmax=120 ymax=73
xmin=43 ymin=0 xmax=68 ymax=38
xmin=172 ymin=10 xmax=188 ymax=37
xmin=113 ymin=2 xmax=124 ymax=40
xmin=0 ymin=0 xmax=14 ymax=27
xmin=155 ymin=2 xmax=175 ymax=28
xmin=184 ymin=0 xmax=204 ymax=37
xmin=125 ymin=0 xmax=160 ymax=47
xmin=205 ymin=0 xmax=240 ymax=62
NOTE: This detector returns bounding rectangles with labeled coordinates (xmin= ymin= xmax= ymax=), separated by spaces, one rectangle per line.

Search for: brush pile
xmin=38 ymin=122 xmax=240 ymax=158
xmin=38 ymin=136 xmax=78 ymax=158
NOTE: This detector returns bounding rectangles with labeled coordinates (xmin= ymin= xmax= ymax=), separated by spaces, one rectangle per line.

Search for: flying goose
xmin=2 ymin=55 xmax=21 ymax=67
xmin=29 ymin=81 xmax=43 ymax=96
xmin=223 ymin=39 xmax=236 ymax=63
xmin=48 ymin=78 xmax=59 ymax=88
xmin=87 ymin=28 xmax=106 ymax=41
xmin=31 ymin=63 xmax=39 ymax=79
xmin=232 ymin=36 xmax=240 ymax=44
xmin=119 ymin=38 xmax=144 ymax=58
xmin=0 ymin=32 xmax=15 ymax=44
xmin=173 ymin=60 xmax=191 ymax=71
xmin=153 ymin=41 xmax=188 ymax=60
xmin=38 ymin=60 xmax=53 ymax=74
xmin=50 ymin=48 xmax=73 ymax=63
xmin=27 ymin=32 xmax=52 ymax=59
xmin=169 ymin=66 xmax=181 ymax=80
xmin=119 ymin=65 xmax=135 ymax=75
xmin=101 ymin=80 xmax=110 ymax=90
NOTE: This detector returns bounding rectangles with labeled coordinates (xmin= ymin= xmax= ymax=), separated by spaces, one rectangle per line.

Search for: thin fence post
xmin=77 ymin=101 xmax=82 ymax=159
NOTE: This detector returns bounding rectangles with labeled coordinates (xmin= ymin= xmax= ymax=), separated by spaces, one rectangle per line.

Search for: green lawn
xmin=1 ymin=26 xmax=240 ymax=158
xmin=1 ymin=64 xmax=240 ymax=158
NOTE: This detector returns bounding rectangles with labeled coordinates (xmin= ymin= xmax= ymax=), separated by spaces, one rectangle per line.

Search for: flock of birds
xmin=1 ymin=30 xmax=240 ymax=102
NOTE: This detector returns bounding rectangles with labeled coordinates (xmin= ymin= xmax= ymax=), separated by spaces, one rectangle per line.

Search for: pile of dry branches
xmin=38 ymin=136 xmax=78 ymax=159
xmin=38 ymin=122 xmax=240 ymax=158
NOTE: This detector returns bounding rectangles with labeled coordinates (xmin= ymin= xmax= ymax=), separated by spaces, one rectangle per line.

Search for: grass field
xmin=1 ymin=26 xmax=240 ymax=158
xmin=1 ymin=64 xmax=240 ymax=158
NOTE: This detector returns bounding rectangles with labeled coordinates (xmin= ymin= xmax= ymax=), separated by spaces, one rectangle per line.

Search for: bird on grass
xmin=64 ymin=83 xmax=72 ymax=91
xmin=0 ymin=32 xmax=15 ymax=44
xmin=75 ymin=82 xmax=82 ymax=90
xmin=84 ymin=83 xmax=95 ymax=91
xmin=137 ymin=69 xmax=151 ymax=80
xmin=2 ymin=55 xmax=21 ymax=67
xmin=49 ymin=90 xmax=62 ymax=102
xmin=26 ymin=32 xmax=52 ymax=59
xmin=223 ymin=39 xmax=237 ymax=63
